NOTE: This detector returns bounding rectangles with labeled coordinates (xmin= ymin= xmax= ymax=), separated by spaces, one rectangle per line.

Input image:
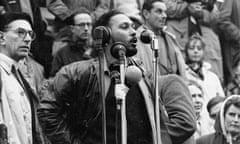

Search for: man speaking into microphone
xmin=37 ymin=10 xmax=196 ymax=144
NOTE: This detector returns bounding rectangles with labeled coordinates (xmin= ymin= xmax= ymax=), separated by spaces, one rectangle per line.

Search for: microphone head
xmin=125 ymin=65 xmax=142 ymax=86
xmin=92 ymin=26 xmax=111 ymax=44
xmin=140 ymin=30 xmax=154 ymax=44
xmin=110 ymin=42 xmax=127 ymax=59
xmin=93 ymin=26 xmax=104 ymax=40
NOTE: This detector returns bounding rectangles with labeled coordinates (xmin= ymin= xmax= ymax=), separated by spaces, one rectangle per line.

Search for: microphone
xmin=93 ymin=26 xmax=104 ymax=52
xmin=93 ymin=26 xmax=105 ymax=40
xmin=93 ymin=26 xmax=111 ymax=47
xmin=140 ymin=29 xmax=155 ymax=44
xmin=110 ymin=42 xmax=127 ymax=61
xmin=140 ymin=29 xmax=159 ymax=51
xmin=111 ymin=42 xmax=127 ymax=84
xmin=125 ymin=65 xmax=142 ymax=86
xmin=0 ymin=123 xmax=8 ymax=144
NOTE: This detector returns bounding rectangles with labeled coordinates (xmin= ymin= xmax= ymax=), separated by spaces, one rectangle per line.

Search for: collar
xmin=0 ymin=53 xmax=18 ymax=75
xmin=101 ymin=54 xmax=110 ymax=76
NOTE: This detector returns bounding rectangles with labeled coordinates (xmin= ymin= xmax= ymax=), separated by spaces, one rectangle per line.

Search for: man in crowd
xmin=136 ymin=0 xmax=186 ymax=78
xmin=50 ymin=7 xmax=95 ymax=76
xmin=0 ymin=12 xmax=46 ymax=144
xmin=216 ymin=0 xmax=240 ymax=86
xmin=37 ymin=10 xmax=196 ymax=144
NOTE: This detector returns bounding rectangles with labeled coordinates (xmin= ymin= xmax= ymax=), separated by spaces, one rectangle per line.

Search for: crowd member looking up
xmin=0 ymin=12 xmax=46 ymax=144
xmin=136 ymin=0 xmax=186 ymax=78
xmin=197 ymin=95 xmax=240 ymax=144
xmin=37 ymin=10 xmax=196 ymax=144
xmin=188 ymin=82 xmax=213 ymax=139
xmin=185 ymin=34 xmax=224 ymax=104
xmin=50 ymin=7 xmax=95 ymax=76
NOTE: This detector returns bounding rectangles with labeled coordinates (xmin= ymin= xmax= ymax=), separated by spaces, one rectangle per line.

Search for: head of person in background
xmin=185 ymin=34 xmax=205 ymax=79
xmin=207 ymin=96 xmax=225 ymax=121
xmin=70 ymin=7 xmax=93 ymax=45
xmin=142 ymin=0 xmax=167 ymax=34
xmin=0 ymin=12 xmax=34 ymax=62
xmin=221 ymin=95 xmax=240 ymax=142
xmin=188 ymin=81 xmax=204 ymax=119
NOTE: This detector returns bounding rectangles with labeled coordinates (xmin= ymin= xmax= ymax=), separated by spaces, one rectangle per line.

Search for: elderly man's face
xmin=3 ymin=19 xmax=34 ymax=61
xmin=225 ymin=104 xmax=240 ymax=135
xmin=189 ymin=85 xmax=204 ymax=116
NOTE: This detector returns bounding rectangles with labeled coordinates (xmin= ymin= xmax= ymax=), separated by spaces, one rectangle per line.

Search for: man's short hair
xmin=0 ymin=12 xmax=33 ymax=31
xmin=142 ymin=0 xmax=163 ymax=11
xmin=69 ymin=7 xmax=92 ymax=25
xmin=223 ymin=96 xmax=240 ymax=116
xmin=93 ymin=10 xmax=123 ymax=28
xmin=142 ymin=0 xmax=164 ymax=19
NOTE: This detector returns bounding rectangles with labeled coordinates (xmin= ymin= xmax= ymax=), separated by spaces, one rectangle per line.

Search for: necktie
xmin=11 ymin=65 xmax=25 ymax=90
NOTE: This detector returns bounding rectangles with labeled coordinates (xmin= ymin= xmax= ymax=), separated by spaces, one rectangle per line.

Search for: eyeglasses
xmin=8 ymin=28 xmax=36 ymax=40
xmin=192 ymin=94 xmax=203 ymax=98
xmin=74 ymin=22 xmax=92 ymax=28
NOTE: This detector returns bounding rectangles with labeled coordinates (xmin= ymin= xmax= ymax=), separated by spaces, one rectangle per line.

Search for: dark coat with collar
xmin=38 ymin=57 xmax=196 ymax=144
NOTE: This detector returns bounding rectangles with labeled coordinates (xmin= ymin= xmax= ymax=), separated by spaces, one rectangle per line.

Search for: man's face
xmin=108 ymin=14 xmax=137 ymax=57
xmin=187 ymin=39 xmax=204 ymax=63
xmin=73 ymin=13 xmax=92 ymax=41
xmin=3 ymin=20 xmax=33 ymax=61
xmin=144 ymin=1 xmax=167 ymax=31
xmin=225 ymin=105 xmax=240 ymax=135
xmin=189 ymin=85 xmax=204 ymax=115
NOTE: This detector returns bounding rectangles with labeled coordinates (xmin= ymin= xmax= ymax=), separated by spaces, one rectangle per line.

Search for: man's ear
xmin=142 ymin=9 xmax=149 ymax=20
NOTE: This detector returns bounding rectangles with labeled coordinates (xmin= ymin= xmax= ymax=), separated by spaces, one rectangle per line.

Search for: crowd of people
xmin=0 ymin=0 xmax=240 ymax=144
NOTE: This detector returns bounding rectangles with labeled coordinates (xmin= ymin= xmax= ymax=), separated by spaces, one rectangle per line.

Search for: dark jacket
xmin=37 ymin=58 xmax=196 ymax=144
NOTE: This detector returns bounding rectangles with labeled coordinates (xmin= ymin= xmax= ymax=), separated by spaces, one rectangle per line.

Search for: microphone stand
xmin=119 ymin=54 xmax=127 ymax=144
xmin=151 ymin=36 xmax=162 ymax=144
xmin=113 ymin=44 xmax=127 ymax=144
xmin=95 ymin=37 xmax=107 ymax=144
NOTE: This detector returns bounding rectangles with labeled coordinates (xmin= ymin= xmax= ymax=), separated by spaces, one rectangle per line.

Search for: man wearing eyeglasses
xmin=50 ymin=7 xmax=96 ymax=76
xmin=0 ymin=12 xmax=46 ymax=144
